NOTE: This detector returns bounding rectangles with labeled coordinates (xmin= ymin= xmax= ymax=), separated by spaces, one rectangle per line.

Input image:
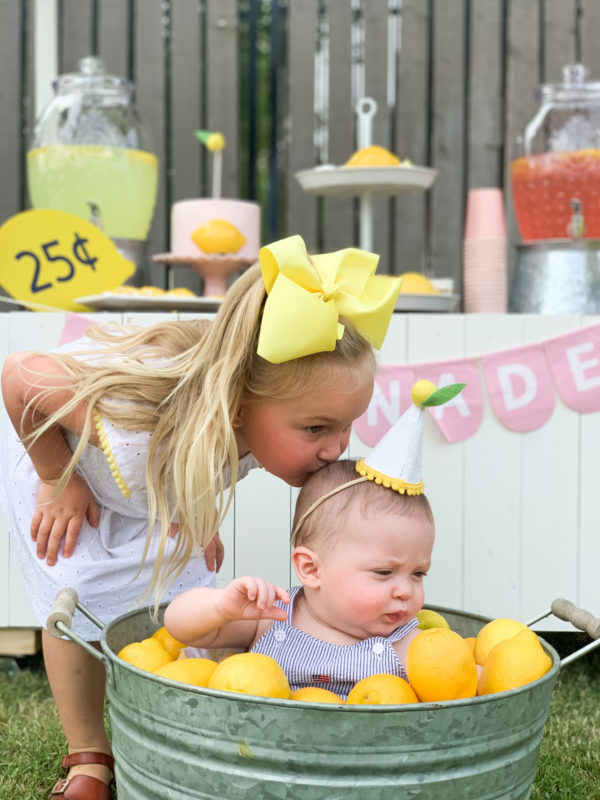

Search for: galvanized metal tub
xmin=52 ymin=599 xmax=563 ymax=800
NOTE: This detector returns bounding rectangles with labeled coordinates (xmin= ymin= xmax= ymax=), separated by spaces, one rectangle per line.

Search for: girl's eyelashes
xmin=306 ymin=425 xmax=324 ymax=434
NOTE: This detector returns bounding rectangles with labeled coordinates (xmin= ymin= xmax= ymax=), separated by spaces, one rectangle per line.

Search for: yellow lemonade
xmin=27 ymin=144 xmax=158 ymax=240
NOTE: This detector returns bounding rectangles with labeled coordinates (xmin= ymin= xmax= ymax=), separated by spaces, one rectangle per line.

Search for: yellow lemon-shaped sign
xmin=191 ymin=219 xmax=247 ymax=254
xmin=0 ymin=209 xmax=135 ymax=311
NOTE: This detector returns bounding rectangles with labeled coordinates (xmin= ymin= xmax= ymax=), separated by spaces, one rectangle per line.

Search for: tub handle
xmin=46 ymin=589 xmax=114 ymax=684
xmin=526 ymin=597 xmax=600 ymax=669
xmin=550 ymin=598 xmax=600 ymax=640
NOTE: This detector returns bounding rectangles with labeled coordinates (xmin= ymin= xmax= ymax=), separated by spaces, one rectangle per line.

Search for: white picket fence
xmin=1 ymin=311 xmax=599 ymax=632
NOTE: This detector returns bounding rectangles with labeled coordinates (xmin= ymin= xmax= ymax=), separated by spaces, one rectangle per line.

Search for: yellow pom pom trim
xmin=93 ymin=409 xmax=131 ymax=499
xmin=355 ymin=459 xmax=424 ymax=495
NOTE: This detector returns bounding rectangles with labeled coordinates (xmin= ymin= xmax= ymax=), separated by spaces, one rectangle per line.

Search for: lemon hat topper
xmin=291 ymin=380 xmax=465 ymax=543
xmin=256 ymin=234 xmax=403 ymax=364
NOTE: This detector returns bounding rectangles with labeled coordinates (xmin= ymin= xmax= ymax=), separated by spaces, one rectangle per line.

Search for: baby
xmin=165 ymin=459 xmax=435 ymax=699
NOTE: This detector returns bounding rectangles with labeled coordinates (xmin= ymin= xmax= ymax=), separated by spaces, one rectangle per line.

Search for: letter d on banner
xmin=482 ymin=344 xmax=555 ymax=432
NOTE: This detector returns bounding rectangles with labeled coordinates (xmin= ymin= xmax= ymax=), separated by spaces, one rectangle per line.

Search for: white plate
xmin=394 ymin=293 xmax=460 ymax=312
xmin=295 ymin=165 xmax=438 ymax=196
xmin=75 ymin=293 xmax=223 ymax=312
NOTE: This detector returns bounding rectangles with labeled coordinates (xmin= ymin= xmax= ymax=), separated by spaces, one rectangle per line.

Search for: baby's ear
xmin=291 ymin=546 xmax=321 ymax=588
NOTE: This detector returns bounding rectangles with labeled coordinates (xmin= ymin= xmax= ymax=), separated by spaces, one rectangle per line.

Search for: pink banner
xmin=59 ymin=312 xmax=96 ymax=345
xmin=415 ymin=358 xmax=483 ymax=442
xmin=353 ymin=365 xmax=415 ymax=446
xmin=481 ymin=344 xmax=555 ymax=432
xmin=545 ymin=323 xmax=600 ymax=413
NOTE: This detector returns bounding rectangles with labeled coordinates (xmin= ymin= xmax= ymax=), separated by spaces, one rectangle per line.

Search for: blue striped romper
xmin=251 ymin=586 xmax=419 ymax=699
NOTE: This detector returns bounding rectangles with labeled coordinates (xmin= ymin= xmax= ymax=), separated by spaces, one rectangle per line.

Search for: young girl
xmin=0 ymin=234 xmax=401 ymax=798
xmin=164 ymin=459 xmax=435 ymax=699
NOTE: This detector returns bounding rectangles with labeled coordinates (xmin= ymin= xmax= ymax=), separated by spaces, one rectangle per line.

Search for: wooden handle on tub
xmin=46 ymin=588 xmax=79 ymax=637
xmin=551 ymin=598 xmax=600 ymax=639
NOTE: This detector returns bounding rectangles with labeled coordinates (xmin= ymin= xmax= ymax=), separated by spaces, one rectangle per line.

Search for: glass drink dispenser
xmin=511 ymin=64 xmax=600 ymax=242
xmin=27 ymin=56 xmax=158 ymax=282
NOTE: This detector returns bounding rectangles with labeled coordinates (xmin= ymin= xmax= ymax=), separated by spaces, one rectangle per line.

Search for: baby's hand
xmin=32 ymin=473 xmax=99 ymax=565
xmin=219 ymin=577 xmax=290 ymax=622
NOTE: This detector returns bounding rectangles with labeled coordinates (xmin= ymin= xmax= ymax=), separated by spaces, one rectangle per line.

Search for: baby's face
xmin=313 ymin=504 xmax=434 ymax=640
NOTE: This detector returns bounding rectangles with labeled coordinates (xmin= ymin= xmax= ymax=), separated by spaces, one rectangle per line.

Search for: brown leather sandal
xmin=49 ymin=752 xmax=115 ymax=800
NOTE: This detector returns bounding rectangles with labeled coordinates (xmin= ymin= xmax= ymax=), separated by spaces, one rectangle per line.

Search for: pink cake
xmin=170 ymin=199 xmax=260 ymax=260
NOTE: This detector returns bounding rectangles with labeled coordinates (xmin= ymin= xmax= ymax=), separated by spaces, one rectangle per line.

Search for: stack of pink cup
xmin=463 ymin=188 xmax=507 ymax=312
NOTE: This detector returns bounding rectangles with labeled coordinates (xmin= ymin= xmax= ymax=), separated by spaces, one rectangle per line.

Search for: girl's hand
xmin=219 ymin=577 xmax=290 ymax=622
xmin=168 ymin=525 xmax=225 ymax=573
xmin=32 ymin=473 xmax=99 ymax=566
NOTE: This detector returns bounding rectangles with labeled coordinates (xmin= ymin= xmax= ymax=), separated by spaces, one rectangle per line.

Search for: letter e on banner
xmin=545 ymin=323 xmax=600 ymax=412
xmin=482 ymin=344 xmax=555 ymax=432
xmin=353 ymin=365 xmax=415 ymax=447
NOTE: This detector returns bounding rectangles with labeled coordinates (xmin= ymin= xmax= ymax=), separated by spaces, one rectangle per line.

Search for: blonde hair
xmin=292 ymin=459 xmax=434 ymax=550
xmin=21 ymin=264 xmax=376 ymax=609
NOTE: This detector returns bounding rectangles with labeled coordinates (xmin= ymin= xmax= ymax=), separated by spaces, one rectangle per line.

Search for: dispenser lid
xmin=53 ymin=56 xmax=133 ymax=98
xmin=536 ymin=63 xmax=600 ymax=105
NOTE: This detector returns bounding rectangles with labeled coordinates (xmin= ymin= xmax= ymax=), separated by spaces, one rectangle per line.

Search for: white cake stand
xmin=153 ymin=252 xmax=256 ymax=297
xmin=295 ymin=97 xmax=438 ymax=252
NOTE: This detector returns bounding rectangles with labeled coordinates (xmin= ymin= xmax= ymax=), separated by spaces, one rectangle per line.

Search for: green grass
xmin=1 ymin=644 xmax=598 ymax=799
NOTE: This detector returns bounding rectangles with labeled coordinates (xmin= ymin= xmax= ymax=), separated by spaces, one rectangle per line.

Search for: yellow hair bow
xmin=257 ymin=235 xmax=402 ymax=363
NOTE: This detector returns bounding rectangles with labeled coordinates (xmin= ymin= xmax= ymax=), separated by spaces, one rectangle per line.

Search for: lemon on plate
xmin=398 ymin=272 xmax=439 ymax=294
xmin=208 ymin=652 xmax=290 ymax=699
xmin=406 ymin=628 xmax=478 ymax=702
xmin=478 ymin=628 xmax=552 ymax=695
xmin=344 ymin=145 xmax=401 ymax=167
xmin=346 ymin=673 xmax=418 ymax=705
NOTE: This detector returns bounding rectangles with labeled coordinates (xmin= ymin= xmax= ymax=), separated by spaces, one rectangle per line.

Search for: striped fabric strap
xmin=92 ymin=409 xmax=132 ymax=498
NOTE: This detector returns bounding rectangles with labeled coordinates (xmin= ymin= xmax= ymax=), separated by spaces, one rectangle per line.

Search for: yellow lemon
xmin=411 ymin=380 xmax=437 ymax=406
xmin=191 ymin=219 xmax=247 ymax=254
xmin=416 ymin=608 xmax=450 ymax=630
xmin=344 ymin=145 xmax=400 ymax=167
xmin=478 ymin=629 xmax=553 ymax=696
xmin=118 ymin=638 xmax=172 ymax=672
xmin=463 ymin=636 xmax=476 ymax=654
xmin=289 ymin=687 xmax=344 ymax=703
xmin=165 ymin=287 xmax=197 ymax=298
xmin=346 ymin=674 xmax=418 ymax=705
xmin=398 ymin=272 xmax=438 ymax=294
xmin=151 ymin=626 xmax=187 ymax=660
xmin=208 ymin=652 xmax=290 ymax=699
xmin=205 ymin=132 xmax=225 ymax=151
xmin=153 ymin=657 xmax=218 ymax=687
xmin=406 ymin=628 xmax=478 ymax=702
xmin=137 ymin=285 xmax=166 ymax=296
xmin=474 ymin=618 xmax=529 ymax=666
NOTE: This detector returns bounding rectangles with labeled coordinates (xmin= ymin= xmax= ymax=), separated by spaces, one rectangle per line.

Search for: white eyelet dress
xmin=0 ymin=336 xmax=258 ymax=641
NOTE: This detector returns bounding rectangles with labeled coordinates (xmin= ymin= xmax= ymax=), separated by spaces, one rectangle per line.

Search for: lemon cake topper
xmin=355 ymin=380 xmax=465 ymax=494
xmin=195 ymin=129 xmax=226 ymax=198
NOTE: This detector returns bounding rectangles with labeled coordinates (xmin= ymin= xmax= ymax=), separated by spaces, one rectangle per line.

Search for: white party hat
xmin=355 ymin=380 xmax=465 ymax=494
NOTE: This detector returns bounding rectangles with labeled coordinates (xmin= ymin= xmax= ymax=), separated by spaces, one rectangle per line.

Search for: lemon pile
xmin=117 ymin=613 xmax=552 ymax=704
xmin=398 ymin=272 xmax=439 ymax=294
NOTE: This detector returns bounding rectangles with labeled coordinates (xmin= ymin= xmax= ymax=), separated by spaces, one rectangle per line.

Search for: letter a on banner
xmin=415 ymin=358 xmax=482 ymax=442
xmin=353 ymin=365 xmax=415 ymax=447
xmin=481 ymin=344 xmax=555 ymax=432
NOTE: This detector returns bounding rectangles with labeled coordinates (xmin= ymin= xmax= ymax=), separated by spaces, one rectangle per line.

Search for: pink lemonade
xmin=511 ymin=149 xmax=600 ymax=241
xmin=27 ymin=144 xmax=158 ymax=240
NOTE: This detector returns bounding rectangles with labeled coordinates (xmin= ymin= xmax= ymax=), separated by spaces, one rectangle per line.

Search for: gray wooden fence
xmin=1 ymin=0 xmax=599 ymax=294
